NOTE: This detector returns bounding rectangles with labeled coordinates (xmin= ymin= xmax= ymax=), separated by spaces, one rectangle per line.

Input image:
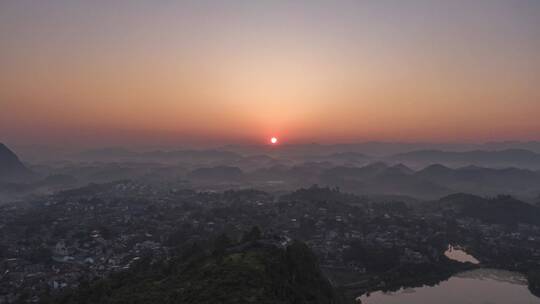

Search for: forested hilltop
xmin=46 ymin=231 xmax=344 ymax=304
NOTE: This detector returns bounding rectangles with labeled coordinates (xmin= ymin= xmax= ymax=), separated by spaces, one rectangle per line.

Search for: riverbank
xmin=358 ymin=269 xmax=540 ymax=304
xmin=326 ymin=259 xmax=476 ymax=302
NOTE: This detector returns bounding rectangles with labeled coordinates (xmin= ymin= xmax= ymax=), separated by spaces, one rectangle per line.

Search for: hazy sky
xmin=1 ymin=0 xmax=540 ymax=147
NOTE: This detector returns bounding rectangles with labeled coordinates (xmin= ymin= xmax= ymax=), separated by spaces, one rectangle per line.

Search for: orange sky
xmin=1 ymin=1 xmax=540 ymax=147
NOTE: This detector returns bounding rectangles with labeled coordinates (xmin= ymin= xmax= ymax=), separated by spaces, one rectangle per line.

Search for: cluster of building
xmin=1 ymin=182 xmax=540 ymax=303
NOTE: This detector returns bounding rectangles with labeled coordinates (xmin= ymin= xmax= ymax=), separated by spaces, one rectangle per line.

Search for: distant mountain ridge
xmin=74 ymin=147 xmax=242 ymax=164
xmin=0 ymin=143 xmax=33 ymax=182
xmin=12 ymin=140 xmax=540 ymax=163
xmin=389 ymin=149 xmax=540 ymax=169
xmin=224 ymin=141 xmax=540 ymax=158
xmin=69 ymin=145 xmax=540 ymax=171
xmin=188 ymin=166 xmax=244 ymax=182
xmin=335 ymin=162 xmax=540 ymax=199
xmin=244 ymin=161 xmax=540 ymax=199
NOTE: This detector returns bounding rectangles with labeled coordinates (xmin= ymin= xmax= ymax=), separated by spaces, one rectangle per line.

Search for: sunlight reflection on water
xmin=357 ymin=269 xmax=539 ymax=304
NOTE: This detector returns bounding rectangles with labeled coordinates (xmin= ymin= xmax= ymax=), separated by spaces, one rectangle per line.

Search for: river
xmin=357 ymin=246 xmax=539 ymax=304
xmin=357 ymin=269 xmax=539 ymax=303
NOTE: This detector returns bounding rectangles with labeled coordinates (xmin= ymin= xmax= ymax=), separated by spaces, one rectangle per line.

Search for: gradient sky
xmin=1 ymin=0 xmax=540 ymax=147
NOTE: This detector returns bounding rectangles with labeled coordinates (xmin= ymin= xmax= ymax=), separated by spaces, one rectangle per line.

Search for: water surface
xmin=357 ymin=269 xmax=539 ymax=304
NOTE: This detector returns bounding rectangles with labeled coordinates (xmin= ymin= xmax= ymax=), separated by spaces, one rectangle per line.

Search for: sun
xmin=270 ymin=137 xmax=278 ymax=144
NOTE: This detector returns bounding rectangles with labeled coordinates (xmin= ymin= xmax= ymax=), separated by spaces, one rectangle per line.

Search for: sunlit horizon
xmin=1 ymin=0 xmax=540 ymax=147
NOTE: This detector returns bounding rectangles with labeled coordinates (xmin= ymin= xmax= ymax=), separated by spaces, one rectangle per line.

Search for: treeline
xmin=44 ymin=228 xmax=345 ymax=304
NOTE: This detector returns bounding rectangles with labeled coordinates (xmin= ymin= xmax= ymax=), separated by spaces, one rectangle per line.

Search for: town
xmin=2 ymin=181 xmax=540 ymax=303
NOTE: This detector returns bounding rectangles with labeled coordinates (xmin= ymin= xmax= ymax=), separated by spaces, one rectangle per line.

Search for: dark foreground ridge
xmin=0 ymin=143 xmax=33 ymax=182
xmin=48 ymin=234 xmax=344 ymax=304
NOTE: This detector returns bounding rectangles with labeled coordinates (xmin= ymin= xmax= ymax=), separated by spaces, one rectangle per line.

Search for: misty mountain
xmin=66 ymin=144 xmax=540 ymax=171
xmin=436 ymin=193 xmax=540 ymax=224
xmin=389 ymin=149 xmax=540 ymax=169
xmin=245 ymin=162 xmax=540 ymax=200
xmin=142 ymin=149 xmax=241 ymax=163
xmin=320 ymin=163 xmax=451 ymax=199
xmin=187 ymin=166 xmax=244 ymax=182
xmin=76 ymin=147 xmax=138 ymax=161
xmin=362 ymin=168 xmax=451 ymax=199
xmin=305 ymin=152 xmax=372 ymax=166
xmin=250 ymin=164 xmax=326 ymax=186
xmin=231 ymin=154 xmax=284 ymax=170
xmin=0 ymin=143 xmax=33 ymax=182
xmin=23 ymin=144 xmax=540 ymax=201
xmin=17 ymin=141 xmax=540 ymax=163
xmin=481 ymin=141 xmax=540 ymax=153
xmin=74 ymin=148 xmax=242 ymax=164
xmin=389 ymin=163 xmax=416 ymax=175
xmin=223 ymin=142 xmax=481 ymax=158
xmin=320 ymin=162 xmax=392 ymax=182
xmin=418 ymin=165 xmax=540 ymax=192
